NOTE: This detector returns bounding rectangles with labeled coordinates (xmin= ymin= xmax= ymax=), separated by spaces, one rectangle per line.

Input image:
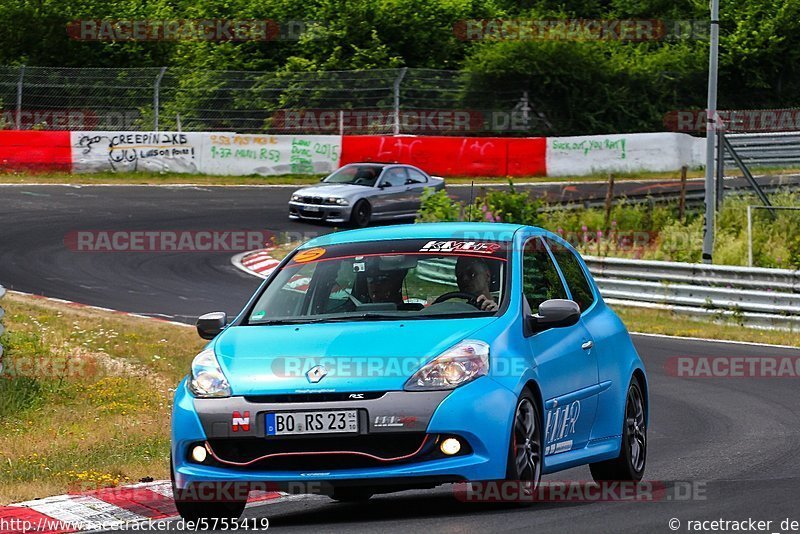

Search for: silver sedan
xmin=288 ymin=163 xmax=445 ymax=227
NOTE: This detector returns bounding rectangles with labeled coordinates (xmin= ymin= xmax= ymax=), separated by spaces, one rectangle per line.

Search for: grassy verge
xmin=0 ymin=292 xmax=203 ymax=504
xmin=0 ymin=168 xmax=718 ymax=186
xmin=614 ymin=305 xmax=799 ymax=347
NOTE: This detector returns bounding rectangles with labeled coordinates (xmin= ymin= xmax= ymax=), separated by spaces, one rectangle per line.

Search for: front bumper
xmin=171 ymin=376 xmax=516 ymax=489
xmin=288 ymin=201 xmax=350 ymax=223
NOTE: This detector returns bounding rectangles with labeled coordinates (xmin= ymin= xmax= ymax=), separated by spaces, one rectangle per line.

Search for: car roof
xmin=299 ymin=222 xmax=542 ymax=249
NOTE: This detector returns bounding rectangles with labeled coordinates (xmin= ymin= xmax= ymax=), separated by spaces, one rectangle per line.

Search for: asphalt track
xmin=1 ymin=182 xmax=799 ymax=533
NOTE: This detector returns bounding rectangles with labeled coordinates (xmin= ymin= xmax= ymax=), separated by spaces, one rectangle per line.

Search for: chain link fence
xmin=0 ymin=66 xmax=544 ymax=135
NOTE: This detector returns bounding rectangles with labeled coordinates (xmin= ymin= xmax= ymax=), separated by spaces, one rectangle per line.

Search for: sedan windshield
xmin=321 ymin=165 xmax=384 ymax=186
xmin=247 ymin=239 xmax=509 ymax=324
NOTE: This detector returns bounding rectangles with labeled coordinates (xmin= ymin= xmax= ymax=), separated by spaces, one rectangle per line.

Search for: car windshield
xmin=247 ymin=239 xmax=509 ymax=324
xmin=321 ymin=165 xmax=384 ymax=186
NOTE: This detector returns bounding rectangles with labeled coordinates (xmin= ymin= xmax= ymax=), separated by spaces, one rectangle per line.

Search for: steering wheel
xmin=432 ymin=291 xmax=481 ymax=308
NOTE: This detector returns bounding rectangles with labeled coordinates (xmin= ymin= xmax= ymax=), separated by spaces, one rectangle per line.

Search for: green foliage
xmin=417 ymin=188 xmax=463 ymax=222
xmin=480 ymin=181 xmax=542 ymax=225
xmin=2 ymin=0 xmax=800 ymax=134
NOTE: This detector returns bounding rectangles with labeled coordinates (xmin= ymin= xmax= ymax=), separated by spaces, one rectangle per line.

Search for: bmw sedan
xmin=288 ymin=163 xmax=445 ymax=227
xmin=171 ymin=222 xmax=648 ymax=520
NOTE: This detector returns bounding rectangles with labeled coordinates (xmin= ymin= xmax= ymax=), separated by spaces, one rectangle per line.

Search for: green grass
xmin=0 ymin=293 xmax=204 ymax=504
xmin=614 ymin=305 xmax=800 ymax=347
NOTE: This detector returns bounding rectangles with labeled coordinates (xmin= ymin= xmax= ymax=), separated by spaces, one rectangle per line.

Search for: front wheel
xmin=504 ymin=391 xmax=543 ymax=499
xmin=349 ymin=200 xmax=372 ymax=228
xmin=590 ymin=378 xmax=647 ymax=482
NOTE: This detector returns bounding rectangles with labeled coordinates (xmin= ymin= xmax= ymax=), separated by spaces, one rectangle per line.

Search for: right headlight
xmin=291 ymin=194 xmax=302 ymax=202
xmin=188 ymin=348 xmax=231 ymax=398
xmin=404 ymin=340 xmax=489 ymax=391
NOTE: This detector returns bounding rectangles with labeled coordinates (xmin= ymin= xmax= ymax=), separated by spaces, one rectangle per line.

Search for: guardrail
xmin=584 ymin=256 xmax=800 ymax=330
xmin=725 ymin=132 xmax=800 ymax=169
xmin=541 ymin=173 xmax=800 ymax=212
xmin=417 ymin=256 xmax=800 ymax=330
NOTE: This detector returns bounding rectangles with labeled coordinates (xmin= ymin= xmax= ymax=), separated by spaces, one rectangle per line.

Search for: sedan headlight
xmin=405 ymin=340 xmax=489 ymax=391
xmin=291 ymin=194 xmax=302 ymax=202
xmin=324 ymin=197 xmax=349 ymax=206
xmin=188 ymin=348 xmax=231 ymax=398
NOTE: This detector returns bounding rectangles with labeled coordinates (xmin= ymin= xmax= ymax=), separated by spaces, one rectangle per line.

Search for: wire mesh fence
xmin=0 ymin=66 xmax=543 ymax=135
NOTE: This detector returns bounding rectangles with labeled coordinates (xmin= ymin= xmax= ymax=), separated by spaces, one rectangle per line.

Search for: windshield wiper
xmin=252 ymin=313 xmax=400 ymax=325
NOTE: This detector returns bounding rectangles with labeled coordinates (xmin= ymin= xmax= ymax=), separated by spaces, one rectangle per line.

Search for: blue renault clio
xmin=171 ymin=223 xmax=648 ymax=519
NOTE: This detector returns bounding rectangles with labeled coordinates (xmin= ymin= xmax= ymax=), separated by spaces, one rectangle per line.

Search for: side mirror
xmin=529 ymin=299 xmax=580 ymax=333
xmin=196 ymin=311 xmax=227 ymax=340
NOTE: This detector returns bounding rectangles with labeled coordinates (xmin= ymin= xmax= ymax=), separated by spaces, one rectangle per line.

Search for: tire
xmin=170 ymin=456 xmax=247 ymax=521
xmin=350 ymin=200 xmax=372 ymax=228
xmin=329 ymin=486 xmax=374 ymax=502
xmin=504 ymin=390 xmax=543 ymax=500
xmin=590 ymin=378 xmax=647 ymax=482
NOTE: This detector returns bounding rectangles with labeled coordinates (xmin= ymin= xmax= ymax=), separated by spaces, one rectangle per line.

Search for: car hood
xmin=294 ymin=184 xmax=368 ymax=198
xmin=213 ymin=317 xmax=498 ymax=395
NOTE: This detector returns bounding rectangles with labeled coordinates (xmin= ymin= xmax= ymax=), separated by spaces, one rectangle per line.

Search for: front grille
xmin=206 ymin=433 xmax=432 ymax=470
xmin=300 ymin=196 xmax=324 ymax=205
xmin=243 ymin=392 xmax=386 ymax=403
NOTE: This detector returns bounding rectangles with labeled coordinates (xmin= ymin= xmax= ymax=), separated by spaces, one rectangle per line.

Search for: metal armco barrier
xmin=584 ymin=256 xmax=800 ymax=330
xmin=725 ymin=131 xmax=800 ymax=168
xmin=418 ymin=257 xmax=800 ymax=330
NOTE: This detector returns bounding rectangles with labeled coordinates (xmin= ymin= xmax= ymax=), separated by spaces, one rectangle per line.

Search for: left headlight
xmin=324 ymin=197 xmax=349 ymax=206
xmin=188 ymin=348 xmax=231 ymax=398
xmin=404 ymin=340 xmax=489 ymax=391
xmin=291 ymin=194 xmax=302 ymax=202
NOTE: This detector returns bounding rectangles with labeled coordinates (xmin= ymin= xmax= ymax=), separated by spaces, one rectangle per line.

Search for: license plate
xmin=304 ymin=205 xmax=320 ymax=212
xmin=265 ymin=410 xmax=358 ymax=436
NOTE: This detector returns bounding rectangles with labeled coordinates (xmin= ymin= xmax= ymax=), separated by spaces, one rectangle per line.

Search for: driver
xmin=455 ymin=257 xmax=499 ymax=312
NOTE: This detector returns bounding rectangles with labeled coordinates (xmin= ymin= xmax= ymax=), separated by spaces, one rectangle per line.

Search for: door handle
xmin=581 ymin=340 xmax=594 ymax=351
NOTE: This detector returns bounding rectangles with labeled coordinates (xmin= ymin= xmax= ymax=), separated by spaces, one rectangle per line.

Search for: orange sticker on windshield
xmin=293 ymin=247 xmax=327 ymax=263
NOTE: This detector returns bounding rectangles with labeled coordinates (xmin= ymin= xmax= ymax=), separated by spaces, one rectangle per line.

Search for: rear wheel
xmin=170 ymin=456 xmax=247 ymax=521
xmin=504 ymin=391 xmax=543 ymax=500
xmin=590 ymin=378 xmax=647 ymax=482
xmin=350 ymin=200 xmax=372 ymax=228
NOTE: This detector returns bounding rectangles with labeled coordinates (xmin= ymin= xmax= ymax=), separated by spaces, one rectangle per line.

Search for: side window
xmin=381 ymin=167 xmax=407 ymax=187
xmin=546 ymin=238 xmax=595 ymax=313
xmin=406 ymin=168 xmax=428 ymax=184
xmin=522 ymin=238 xmax=567 ymax=311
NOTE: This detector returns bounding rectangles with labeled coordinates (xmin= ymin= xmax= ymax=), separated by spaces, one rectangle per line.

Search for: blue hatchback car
xmin=171 ymin=223 xmax=648 ymax=519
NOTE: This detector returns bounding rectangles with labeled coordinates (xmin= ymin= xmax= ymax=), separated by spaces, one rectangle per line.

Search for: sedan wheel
xmin=350 ymin=200 xmax=371 ymax=228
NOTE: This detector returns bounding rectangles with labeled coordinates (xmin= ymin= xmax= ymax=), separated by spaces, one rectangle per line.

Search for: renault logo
xmin=306 ymin=365 xmax=328 ymax=383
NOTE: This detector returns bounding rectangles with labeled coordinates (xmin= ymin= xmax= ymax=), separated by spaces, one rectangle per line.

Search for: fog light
xmin=191 ymin=445 xmax=207 ymax=463
xmin=440 ymin=437 xmax=461 ymax=455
